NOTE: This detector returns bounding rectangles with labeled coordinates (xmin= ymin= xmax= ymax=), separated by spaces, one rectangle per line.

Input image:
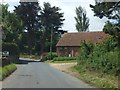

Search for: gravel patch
xmin=49 ymin=62 xmax=80 ymax=79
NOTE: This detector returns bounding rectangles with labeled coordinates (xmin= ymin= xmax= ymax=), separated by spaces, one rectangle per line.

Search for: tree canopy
xmin=1 ymin=4 xmax=23 ymax=44
xmin=90 ymin=1 xmax=120 ymax=37
xmin=14 ymin=1 xmax=41 ymax=54
xmin=1 ymin=2 xmax=65 ymax=55
xmin=40 ymin=2 xmax=65 ymax=53
xmin=74 ymin=6 xmax=89 ymax=32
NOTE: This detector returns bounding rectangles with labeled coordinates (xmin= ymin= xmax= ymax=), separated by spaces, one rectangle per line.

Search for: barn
xmin=56 ymin=32 xmax=108 ymax=57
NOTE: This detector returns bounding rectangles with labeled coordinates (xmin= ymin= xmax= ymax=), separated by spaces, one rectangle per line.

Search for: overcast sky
xmin=2 ymin=0 xmax=108 ymax=32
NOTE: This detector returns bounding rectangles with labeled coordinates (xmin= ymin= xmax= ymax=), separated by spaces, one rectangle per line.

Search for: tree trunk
xmin=27 ymin=29 xmax=35 ymax=55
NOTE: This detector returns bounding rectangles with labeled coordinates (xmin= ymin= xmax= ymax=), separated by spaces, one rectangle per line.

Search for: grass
xmin=72 ymin=65 xmax=119 ymax=89
xmin=0 ymin=64 xmax=17 ymax=81
xmin=45 ymin=60 xmax=78 ymax=63
xmin=20 ymin=54 xmax=40 ymax=60
xmin=46 ymin=58 xmax=119 ymax=89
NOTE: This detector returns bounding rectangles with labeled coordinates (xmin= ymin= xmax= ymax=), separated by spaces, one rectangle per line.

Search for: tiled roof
xmin=56 ymin=32 xmax=108 ymax=46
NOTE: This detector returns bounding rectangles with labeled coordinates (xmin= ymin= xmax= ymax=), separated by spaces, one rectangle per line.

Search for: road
xmin=2 ymin=58 xmax=94 ymax=88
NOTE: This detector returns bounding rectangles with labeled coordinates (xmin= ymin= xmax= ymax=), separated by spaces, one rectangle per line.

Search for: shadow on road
xmin=16 ymin=59 xmax=40 ymax=64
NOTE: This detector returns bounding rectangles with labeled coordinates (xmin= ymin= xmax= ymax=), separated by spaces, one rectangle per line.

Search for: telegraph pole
xmin=50 ymin=27 xmax=53 ymax=60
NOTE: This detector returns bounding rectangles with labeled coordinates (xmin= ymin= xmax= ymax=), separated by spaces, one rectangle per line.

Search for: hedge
xmin=53 ymin=57 xmax=78 ymax=61
xmin=40 ymin=52 xmax=58 ymax=61
xmin=2 ymin=42 xmax=19 ymax=66
xmin=2 ymin=42 xmax=19 ymax=56
xmin=78 ymin=36 xmax=120 ymax=76
xmin=45 ymin=52 xmax=58 ymax=60
xmin=0 ymin=64 xmax=17 ymax=81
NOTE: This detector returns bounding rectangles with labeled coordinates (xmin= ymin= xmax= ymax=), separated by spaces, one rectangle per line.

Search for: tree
xmin=103 ymin=21 xmax=119 ymax=37
xmin=74 ymin=6 xmax=89 ymax=32
xmin=90 ymin=1 xmax=120 ymax=20
xmin=90 ymin=1 xmax=120 ymax=36
xmin=40 ymin=2 xmax=65 ymax=53
xmin=90 ymin=1 xmax=120 ymax=74
xmin=1 ymin=4 xmax=23 ymax=44
xmin=14 ymin=0 xmax=41 ymax=55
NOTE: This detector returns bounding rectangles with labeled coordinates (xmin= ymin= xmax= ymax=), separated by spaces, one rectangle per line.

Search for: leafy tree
xmin=0 ymin=4 xmax=2 ymax=24
xmin=103 ymin=21 xmax=119 ymax=37
xmin=90 ymin=1 xmax=120 ymax=37
xmin=40 ymin=2 xmax=65 ymax=53
xmin=1 ymin=4 xmax=23 ymax=45
xmin=90 ymin=1 xmax=120 ymax=75
xmin=90 ymin=1 xmax=120 ymax=20
xmin=74 ymin=6 xmax=89 ymax=32
xmin=14 ymin=1 xmax=41 ymax=55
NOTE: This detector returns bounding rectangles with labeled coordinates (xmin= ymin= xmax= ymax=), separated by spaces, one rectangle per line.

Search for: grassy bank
xmin=73 ymin=36 xmax=119 ymax=89
xmin=45 ymin=60 xmax=78 ymax=63
xmin=72 ymin=65 xmax=119 ymax=89
xmin=0 ymin=64 xmax=17 ymax=81
xmin=20 ymin=54 xmax=40 ymax=60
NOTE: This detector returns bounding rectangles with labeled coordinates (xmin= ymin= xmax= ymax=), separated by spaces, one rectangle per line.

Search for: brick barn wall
xmin=56 ymin=46 xmax=80 ymax=57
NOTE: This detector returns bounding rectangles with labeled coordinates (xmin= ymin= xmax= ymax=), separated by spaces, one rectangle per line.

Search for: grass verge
xmin=72 ymin=65 xmax=119 ymax=89
xmin=45 ymin=60 xmax=78 ymax=63
xmin=0 ymin=64 xmax=17 ymax=81
xmin=20 ymin=54 xmax=39 ymax=59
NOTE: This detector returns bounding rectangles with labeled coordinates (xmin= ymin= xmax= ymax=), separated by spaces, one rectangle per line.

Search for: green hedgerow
xmin=0 ymin=64 xmax=17 ymax=81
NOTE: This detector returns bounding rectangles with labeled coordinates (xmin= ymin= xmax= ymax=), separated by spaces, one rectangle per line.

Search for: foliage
xmin=90 ymin=1 xmax=120 ymax=21
xmin=1 ymin=2 xmax=65 ymax=55
xmin=45 ymin=60 xmax=77 ymax=63
xmin=41 ymin=2 xmax=65 ymax=31
xmin=78 ymin=36 xmax=119 ymax=76
xmin=53 ymin=57 xmax=78 ymax=61
xmin=1 ymin=4 xmax=23 ymax=44
xmin=40 ymin=52 xmax=58 ymax=61
xmin=0 ymin=64 xmax=17 ymax=81
xmin=40 ymin=2 xmax=65 ymax=53
xmin=73 ymin=65 xmax=118 ymax=88
xmin=2 ymin=42 xmax=19 ymax=56
xmin=90 ymin=1 xmax=120 ymax=46
xmin=80 ymin=41 xmax=94 ymax=59
xmin=103 ymin=21 xmax=120 ymax=37
xmin=14 ymin=1 xmax=41 ymax=54
xmin=2 ymin=42 xmax=19 ymax=66
xmin=74 ymin=6 xmax=89 ymax=32
xmin=45 ymin=52 xmax=58 ymax=60
xmin=90 ymin=2 xmax=120 ymax=76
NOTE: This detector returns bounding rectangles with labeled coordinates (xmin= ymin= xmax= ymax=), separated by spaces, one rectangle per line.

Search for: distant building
xmin=56 ymin=32 xmax=108 ymax=57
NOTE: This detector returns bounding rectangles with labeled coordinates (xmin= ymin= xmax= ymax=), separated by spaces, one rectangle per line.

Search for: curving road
xmin=2 ymin=58 xmax=94 ymax=88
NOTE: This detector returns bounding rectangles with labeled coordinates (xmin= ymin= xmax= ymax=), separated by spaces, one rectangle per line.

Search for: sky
xmin=1 ymin=0 xmax=108 ymax=32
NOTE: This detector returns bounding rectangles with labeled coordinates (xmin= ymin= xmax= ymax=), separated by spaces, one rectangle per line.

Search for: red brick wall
xmin=56 ymin=46 xmax=80 ymax=57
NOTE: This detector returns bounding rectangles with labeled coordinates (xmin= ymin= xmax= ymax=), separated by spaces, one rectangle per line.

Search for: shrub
xmin=2 ymin=42 xmax=20 ymax=66
xmin=78 ymin=36 xmax=119 ymax=76
xmin=2 ymin=42 xmax=19 ymax=56
xmin=0 ymin=64 xmax=17 ymax=81
xmin=45 ymin=52 xmax=58 ymax=60
xmin=40 ymin=52 xmax=58 ymax=61
xmin=53 ymin=57 xmax=78 ymax=61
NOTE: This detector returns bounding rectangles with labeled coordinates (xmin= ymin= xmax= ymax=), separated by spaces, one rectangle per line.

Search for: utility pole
xmin=50 ymin=27 xmax=53 ymax=60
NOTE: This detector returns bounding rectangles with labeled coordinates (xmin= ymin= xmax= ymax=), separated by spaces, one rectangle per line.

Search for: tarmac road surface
xmin=1 ymin=58 xmax=94 ymax=88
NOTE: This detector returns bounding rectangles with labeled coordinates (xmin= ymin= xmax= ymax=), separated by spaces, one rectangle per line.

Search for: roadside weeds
xmin=0 ymin=64 xmax=17 ymax=81
xmin=49 ymin=62 xmax=119 ymax=89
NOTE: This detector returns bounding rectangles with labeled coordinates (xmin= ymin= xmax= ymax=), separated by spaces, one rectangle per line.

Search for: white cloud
xmin=3 ymin=0 xmax=108 ymax=32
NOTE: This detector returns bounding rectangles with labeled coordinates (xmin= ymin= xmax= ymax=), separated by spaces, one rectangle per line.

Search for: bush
xmin=53 ymin=57 xmax=78 ymax=61
xmin=45 ymin=52 xmax=58 ymax=60
xmin=2 ymin=42 xmax=19 ymax=56
xmin=78 ymin=36 xmax=119 ymax=76
xmin=0 ymin=64 xmax=17 ymax=81
xmin=2 ymin=42 xmax=19 ymax=66
xmin=40 ymin=52 xmax=58 ymax=61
